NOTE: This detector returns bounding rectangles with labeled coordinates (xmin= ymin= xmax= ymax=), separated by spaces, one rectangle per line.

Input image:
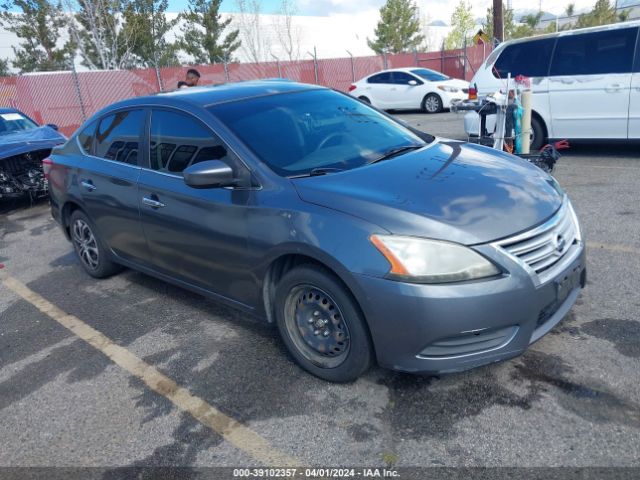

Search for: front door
xmin=138 ymin=108 xmax=255 ymax=304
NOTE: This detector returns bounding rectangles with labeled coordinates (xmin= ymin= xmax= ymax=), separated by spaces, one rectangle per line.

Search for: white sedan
xmin=348 ymin=68 xmax=469 ymax=113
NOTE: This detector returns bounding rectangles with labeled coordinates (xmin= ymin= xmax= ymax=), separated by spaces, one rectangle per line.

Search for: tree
xmin=65 ymin=0 xmax=134 ymax=70
xmin=0 ymin=58 xmax=10 ymax=76
xmin=120 ymin=0 xmax=179 ymax=67
xmin=483 ymin=6 xmax=516 ymax=41
xmin=445 ymin=0 xmax=475 ymax=50
xmin=576 ymin=0 xmax=617 ymax=28
xmin=273 ymin=0 xmax=302 ymax=61
xmin=565 ymin=3 xmax=575 ymax=17
xmin=0 ymin=0 xmax=75 ymax=73
xmin=235 ymin=0 xmax=267 ymax=63
xmin=180 ymin=0 xmax=240 ymax=64
xmin=367 ymin=0 xmax=425 ymax=54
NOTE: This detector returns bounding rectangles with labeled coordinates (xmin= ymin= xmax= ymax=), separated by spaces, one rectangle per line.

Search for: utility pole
xmin=493 ymin=0 xmax=504 ymax=43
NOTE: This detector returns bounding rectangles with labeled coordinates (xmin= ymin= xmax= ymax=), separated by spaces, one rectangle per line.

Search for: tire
xmin=274 ymin=264 xmax=373 ymax=382
xmin=422 ymin=93 xmax=442 ymax=114
xmin=69 ymin=209 xmax=122 ymax=279
xmin=358 ymin=96 xmax=371 ymax=104
xmin=529 ymin=115 xmax=546 ymax=152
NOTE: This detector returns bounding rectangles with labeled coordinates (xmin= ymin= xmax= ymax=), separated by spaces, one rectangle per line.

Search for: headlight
xmin=437 ymin=85 xmax=459 ymax=93
xmin=370 ymin=235 xmax=500 ymax=284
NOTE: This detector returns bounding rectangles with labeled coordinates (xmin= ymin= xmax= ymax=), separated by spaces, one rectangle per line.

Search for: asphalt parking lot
xmin=1 ymin=112 xmax=639 ymax=475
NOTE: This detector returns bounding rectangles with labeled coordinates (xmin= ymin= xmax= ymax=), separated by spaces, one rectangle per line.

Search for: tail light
xmin=468 ymin=84 xmax=478 ymax=101
xmin=42 ymin=157 xmax=54 ymax=179
xmin=348 ymin=84 xmax=356 ymax=92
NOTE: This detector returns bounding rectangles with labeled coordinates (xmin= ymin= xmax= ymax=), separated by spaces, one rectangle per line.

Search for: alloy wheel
xmin=72 ymin=219 xmax=99 ymax=270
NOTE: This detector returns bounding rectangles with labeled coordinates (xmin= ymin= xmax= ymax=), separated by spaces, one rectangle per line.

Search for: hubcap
xmin=425 ymin=96 xmax=439 ymax=112
xmin=284 ymin=285 xmax=351 ymax=368
xmin=71 ymin=219 xmax=99 ymax=270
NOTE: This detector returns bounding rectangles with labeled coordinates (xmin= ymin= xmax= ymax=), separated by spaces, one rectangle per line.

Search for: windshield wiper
xmin=368 ymin=144 xmax=424 ymax=164
xmin=288 ymin=167 xmax=344 ymax=179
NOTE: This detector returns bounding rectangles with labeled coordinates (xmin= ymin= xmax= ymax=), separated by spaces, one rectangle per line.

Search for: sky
xmin=167 ymin=0 xmax=636 ymax=21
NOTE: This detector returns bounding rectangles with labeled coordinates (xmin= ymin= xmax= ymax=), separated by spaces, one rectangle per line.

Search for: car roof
xmin=0 ymin=107 xmax=20 ymax=114
xmin=106 ymin=80 xmax=324 ymax=112
xmin=364 ymin=67 xmax=443 ymax=76
xmin=499 ymin=19 xmax=640 ymax=48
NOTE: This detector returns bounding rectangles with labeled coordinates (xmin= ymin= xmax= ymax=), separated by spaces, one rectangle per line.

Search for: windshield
xmin=0 ymin=112 xmax=38 ymax=135
xmin=410 ymin=69 xmax=450 ymax=82
xmin=209 ymin=89 xmax=427 ymax=177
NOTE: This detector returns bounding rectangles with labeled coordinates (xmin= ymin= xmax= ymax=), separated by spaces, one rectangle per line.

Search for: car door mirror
xmin=183 ymin=160 xmax=235 ymax=188
xmin=408 ymin=80 xmax=418 ymax=86
xmin=46 ymin=123 xmax=59 ymax=131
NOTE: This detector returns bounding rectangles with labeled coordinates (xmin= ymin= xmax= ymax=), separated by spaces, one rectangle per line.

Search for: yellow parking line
xmin=587 ymin=242 xmax=640 ymax=255
xmin=1 ymin=274 xmax=302 ymax=467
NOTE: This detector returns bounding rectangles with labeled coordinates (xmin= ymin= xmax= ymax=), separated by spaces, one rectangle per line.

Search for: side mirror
xmin=183 ymin=160 xmax=235 ymax=188
xmin=46 ymin=123 xmax=59 ymax=131
xmin=408 ymin=80 xmax=418 ymax=86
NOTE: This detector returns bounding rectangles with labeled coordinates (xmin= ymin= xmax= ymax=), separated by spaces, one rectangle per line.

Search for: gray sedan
xmin=46 ymin=81 xmax=586 ymax=382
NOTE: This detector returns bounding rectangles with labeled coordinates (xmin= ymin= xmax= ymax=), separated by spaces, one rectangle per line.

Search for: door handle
xmin=142 ymin=196 xmax=166 ymax=208
xmin=81 ymin=180 xmax=96 ymax=191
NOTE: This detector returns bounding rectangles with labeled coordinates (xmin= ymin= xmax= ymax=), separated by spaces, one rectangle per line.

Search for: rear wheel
xmin=422 ymin=93 xmax=443 ymax=114
xmin=275 ymin=265 xmax=373 ymax=382
xmin=69 ymin=210 xmax=122 ymax=279
xmin=529 ymin=115 xmax=546 ymax=152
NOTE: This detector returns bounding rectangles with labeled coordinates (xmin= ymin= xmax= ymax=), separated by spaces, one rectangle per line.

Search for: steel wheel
xmin=283 ymin=284 xmax=351 ymax=368
xmin=72 ymin=218 xmax=99 ymax=270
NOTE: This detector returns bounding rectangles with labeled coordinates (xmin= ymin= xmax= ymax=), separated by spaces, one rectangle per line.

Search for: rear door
xmin=363 ymin=72 xmax=394 ymax=109
xmin=137 ymin=108 xmax=255 ymax=303
xmin=628 ymin=27 xmax=640 ymax=139
xmin=77 ymin=108 xmax=150 ymax=264
xmin=549 ymin=27 xmax=637 ymax=139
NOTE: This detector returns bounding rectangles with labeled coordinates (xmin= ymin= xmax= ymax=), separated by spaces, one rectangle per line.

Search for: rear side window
xmin=367 ymin=72 xmax=392 ymax=84
xmin=494 ymin=38 xmax=555 ymax=78
xmin=95 ymin=110 xmax=144 ymax=165
xmin=149 ymin=109 xmax=235 ymax=175
xmin=550 ymin=28 xmax=638 ymax=76
xmin=77 ymin=120 xmax=97 ymax=155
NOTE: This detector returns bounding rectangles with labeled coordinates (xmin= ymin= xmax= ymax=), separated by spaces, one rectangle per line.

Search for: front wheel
xmin=529 ymin=116 xmax=546 ymax=152
xmin=275 ymin=265 xmax=373 ymax=382
xmin=422 ymin=93 xmax=443 ymax=114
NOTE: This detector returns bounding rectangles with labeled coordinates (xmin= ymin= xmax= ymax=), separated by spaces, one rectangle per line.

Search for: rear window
xmin=550 ymin=28 xmax=638 ymax=76
xmin=494 ymin=38 xmax=555 ymax=78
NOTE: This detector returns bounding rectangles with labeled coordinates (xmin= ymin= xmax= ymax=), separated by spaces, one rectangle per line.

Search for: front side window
xmin=149 ymin=109 xmax=237 ymax=176
xmin=95 ymin=110 xmax=144 ymax=165
xmin=410 ymin=69 xmax=449 ymax=82
xmin=494 ymin=38 xmax=555 ymax=78
xmin=0 ymin=111 xmax=38 ymax=135
xmin=392 ymin=72 xmax=421 ymax=85
xmin=550 ymin=28 xmax=638 ymax=76
xmin=209 ymin=89 xmax=427 ymax=177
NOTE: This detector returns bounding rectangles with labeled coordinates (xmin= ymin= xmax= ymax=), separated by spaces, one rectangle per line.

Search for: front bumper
xmin=441 ymin=91 xmax=468 ymax=109
xmin=353 ymin=246 xmax=586 ymax=374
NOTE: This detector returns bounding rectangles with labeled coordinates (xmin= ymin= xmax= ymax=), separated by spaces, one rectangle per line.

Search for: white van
xmin=464 ymin=21 xmax=640 ymax=150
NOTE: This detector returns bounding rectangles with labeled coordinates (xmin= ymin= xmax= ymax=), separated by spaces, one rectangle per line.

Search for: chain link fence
xmin=0 ymin=44 xmax=488 ymax=137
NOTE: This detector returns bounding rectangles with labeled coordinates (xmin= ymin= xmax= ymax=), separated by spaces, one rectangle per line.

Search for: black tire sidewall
xmin=530 ymin=116 xmax=546 ymax=152
xmin=69 ymin=210 xmax=120 ymax=279
xmin=274 ymin=265 xmax=372 ymax=382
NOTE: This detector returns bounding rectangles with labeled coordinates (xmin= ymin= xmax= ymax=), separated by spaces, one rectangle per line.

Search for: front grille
xmin=494 ymin=200 xmax=582 ymax=285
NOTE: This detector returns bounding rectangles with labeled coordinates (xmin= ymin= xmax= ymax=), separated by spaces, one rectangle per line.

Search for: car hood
xmin=0 ymin=126 xmax=66 ymax=160
xmin=292 ymin=140 xmax=563 ymax=245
